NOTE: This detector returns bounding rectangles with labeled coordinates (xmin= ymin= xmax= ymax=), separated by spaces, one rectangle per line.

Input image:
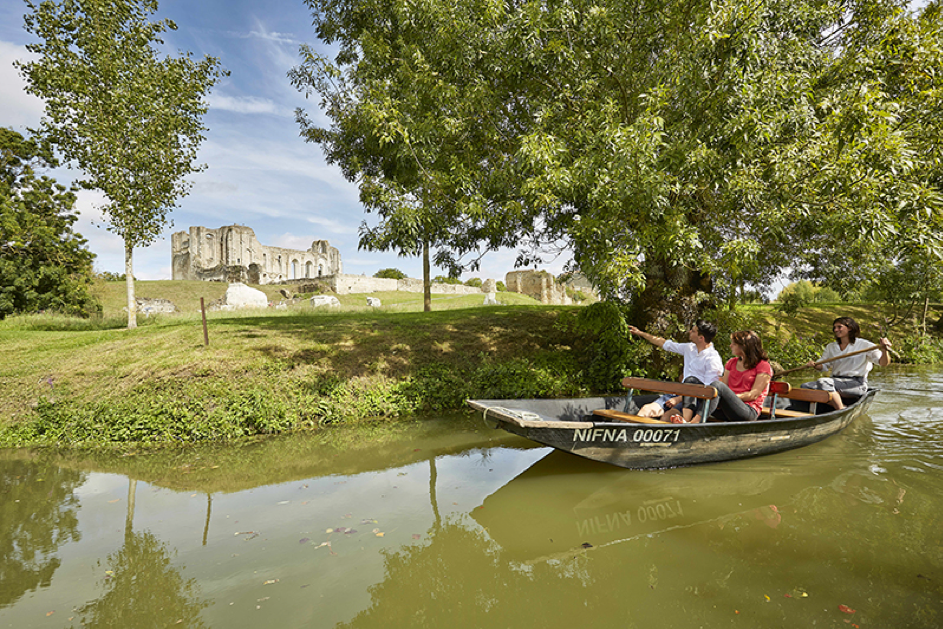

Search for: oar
xmin=773 ymin=344 xmax=882 ymax=379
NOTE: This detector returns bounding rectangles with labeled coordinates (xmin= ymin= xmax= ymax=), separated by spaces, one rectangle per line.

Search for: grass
xmin=89 ymin=279 xmax=541 ymax=318
xmin=1 ymin=282 xmax=940 ymax=447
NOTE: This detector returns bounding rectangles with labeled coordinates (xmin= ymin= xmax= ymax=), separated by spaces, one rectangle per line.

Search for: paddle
xmin=773 ymin=344 xmax=882 ymax=379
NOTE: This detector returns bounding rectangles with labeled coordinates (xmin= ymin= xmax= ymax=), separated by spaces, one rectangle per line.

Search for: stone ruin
xmin=172 ymin=225 xmax=342 ymax=285
xmin=505 ymin=270 xmax=573 ymax=305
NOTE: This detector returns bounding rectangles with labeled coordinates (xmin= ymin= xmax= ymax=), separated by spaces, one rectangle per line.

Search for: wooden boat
xmin=467 ymin=377 xmax=878 ymax=469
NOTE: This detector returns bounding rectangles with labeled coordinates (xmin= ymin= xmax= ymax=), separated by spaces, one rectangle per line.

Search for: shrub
xmin=374 ymin=268 xmax=407 ymax=280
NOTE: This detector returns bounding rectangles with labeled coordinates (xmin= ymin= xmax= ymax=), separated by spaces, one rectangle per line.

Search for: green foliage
xmin=374 ymin=268 xmax=407 ymax=280
xmin=557 ymin=301 xmax=649 ymax=391
xmin=19 ymin=0 xmax=225 ymax=329
xmin=291 ymin=0 xmax=943 ymax=325
xmin=778 ymin=281 xmax=817 ymax=315
xmin=896 ymin=336 xmax=943 ymax=364
xmin=814 ymin=287 xmax=842 ymax=304
xmin=496 ymin=281 xmax=507 ymax=292
xmin=94 ymin=271 xmax=127 ymax=282
xmin=0 ymin=128 xmax=100 ymax=319
xmin=464 ymin=277 xmax=483 ymax=288
xmin=433 ymin=275 xmax=463 ymax=285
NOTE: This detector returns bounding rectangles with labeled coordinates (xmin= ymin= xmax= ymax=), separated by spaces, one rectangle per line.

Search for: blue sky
xmin=0 ymin=0 xmax=565 ymax=282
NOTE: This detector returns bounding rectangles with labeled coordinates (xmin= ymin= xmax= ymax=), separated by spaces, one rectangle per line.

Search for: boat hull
xmin=467 ymin=390 xmax=877 ymax=469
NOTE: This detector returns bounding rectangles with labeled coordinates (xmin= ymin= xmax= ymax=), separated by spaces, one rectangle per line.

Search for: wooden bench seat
xmin=761 ymin=382 xmax=832 ymax=418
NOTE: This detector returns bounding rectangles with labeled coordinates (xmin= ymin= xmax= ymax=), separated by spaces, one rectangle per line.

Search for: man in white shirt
xmin=627 ymin=320 xmax=725 ymax=422
xmin=801 ymin=317 xmax=892 ymax=409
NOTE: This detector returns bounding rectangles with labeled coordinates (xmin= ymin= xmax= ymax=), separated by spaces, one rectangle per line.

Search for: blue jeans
xmin=682 ymin=380 xmax=759 ymax=422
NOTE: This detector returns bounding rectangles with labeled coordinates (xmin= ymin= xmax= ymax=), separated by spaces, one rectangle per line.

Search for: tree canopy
xmin=19 ymin=0 xmax=225 ymax=328
xmin=0 ymin=128 xmax=99 ymax=319
xmin=293 ymin=0 xmax=943 ymax=329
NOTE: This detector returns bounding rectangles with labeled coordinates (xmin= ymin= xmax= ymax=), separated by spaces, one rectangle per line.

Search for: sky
xmin=0 ymin=0 xmax=570 ymax=282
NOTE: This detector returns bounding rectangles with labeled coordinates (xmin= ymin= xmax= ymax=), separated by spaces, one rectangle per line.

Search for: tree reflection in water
xmin=74 ymin=529 xmax=209 ymax=629
xmin=75 ymin=479 xmax=210 ymax=629
xmin=0 ymin=458 xmax=84 ymax=608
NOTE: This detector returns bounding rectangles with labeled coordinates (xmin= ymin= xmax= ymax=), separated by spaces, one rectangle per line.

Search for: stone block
xmin=310 ymin=295 xmax=341 ymax=308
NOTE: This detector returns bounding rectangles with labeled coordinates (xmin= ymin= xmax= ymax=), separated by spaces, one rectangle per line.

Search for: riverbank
xmin=1 ymin=283 xmax=940 ymax=447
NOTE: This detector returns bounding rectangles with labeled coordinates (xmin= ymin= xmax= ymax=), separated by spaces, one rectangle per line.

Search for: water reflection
xmin=0 ymin=454 xmax=84 ymax=609
xmin=0 ymin=373 xmax=941 ymax=628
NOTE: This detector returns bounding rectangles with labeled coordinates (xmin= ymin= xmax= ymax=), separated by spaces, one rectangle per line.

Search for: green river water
xmin=1 ymin=367 xmax=941 ymax=628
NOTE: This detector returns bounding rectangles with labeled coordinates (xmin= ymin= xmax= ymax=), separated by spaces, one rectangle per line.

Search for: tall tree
xmin=293 ymin=0 xmax=943 ymax=330
xmin=0 ymin=128 xmax=99 ymax=319
xmin=19 ymin=0 xmax=225 ymax=328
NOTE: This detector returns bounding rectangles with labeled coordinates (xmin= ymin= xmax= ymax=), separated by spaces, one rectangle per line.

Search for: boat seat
xmin=592 ymin=409 xmax=671 ymax=424
xmin=762 ymin=382 xmax=832 ymax=419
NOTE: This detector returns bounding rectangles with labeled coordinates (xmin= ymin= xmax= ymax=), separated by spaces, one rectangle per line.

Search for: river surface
xmin=1 ymin=367 xmax=942 ymax=628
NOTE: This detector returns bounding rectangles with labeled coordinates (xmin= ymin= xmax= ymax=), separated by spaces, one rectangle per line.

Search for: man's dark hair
xmin=695 ymin=319 xmax=718 ymax=343
xmin=833 ymin=317 xmax=860 ymax=342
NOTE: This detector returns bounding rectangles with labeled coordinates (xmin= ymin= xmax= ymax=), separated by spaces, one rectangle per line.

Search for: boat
xmin=466 ymin=377 xmax=878 ymax=469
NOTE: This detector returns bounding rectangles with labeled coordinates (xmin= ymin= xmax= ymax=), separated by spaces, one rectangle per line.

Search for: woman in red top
xmin=676 ymin=330 xmax=772 ymax=423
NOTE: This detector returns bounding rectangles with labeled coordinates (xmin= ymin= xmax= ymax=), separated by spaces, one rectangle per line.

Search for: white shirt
xmin=818 ymin=338 xmax=883 ymax=378
xmin=663 ymin=340 xmax=724 ymax=385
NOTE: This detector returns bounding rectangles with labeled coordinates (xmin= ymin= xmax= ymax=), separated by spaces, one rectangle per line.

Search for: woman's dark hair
xmin=731 ymin=330 xmax=768 ymax=369
xmin=695 ymin=319 xmax=718 ymax=343
xmin=833 ymin=317 xmax=859 ymax=342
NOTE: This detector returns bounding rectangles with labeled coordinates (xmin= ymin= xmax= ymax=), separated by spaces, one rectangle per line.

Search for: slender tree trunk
xmin=921 ymin=295 xmax=930 ymax=337
xmin=125 ymin=241 xmax=137 ymax=329
xmin=422 ymin=240 xmax=431 ymax=312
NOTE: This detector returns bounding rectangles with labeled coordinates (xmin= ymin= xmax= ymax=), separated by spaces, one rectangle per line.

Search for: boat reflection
xmin=472 ymin=429 xmax=868 ymax=564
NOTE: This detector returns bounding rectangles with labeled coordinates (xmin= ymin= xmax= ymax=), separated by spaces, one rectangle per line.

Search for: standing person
xmin=801 ymin=317 xmax=892 ymax=410
xmin=678 ymin=330 xmax=773 ymax=423
xmin=626 ymin=320 xmax=724 ymax=421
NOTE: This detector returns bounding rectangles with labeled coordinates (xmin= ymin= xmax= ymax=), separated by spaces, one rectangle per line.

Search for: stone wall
xmin=325 ymin=275 xmax=483 ymax=295
xmin=172 ymin=225 xmax=342 ymax=285
xmin=505 ymin=270 xmax=572 ymax=305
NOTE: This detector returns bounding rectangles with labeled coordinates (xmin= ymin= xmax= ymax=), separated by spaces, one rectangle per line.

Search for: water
xmin=1 ymin=368 xmax=942 ymax=628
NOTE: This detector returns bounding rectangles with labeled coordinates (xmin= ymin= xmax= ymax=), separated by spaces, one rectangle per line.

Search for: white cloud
xmin=0 ymin=40 xmax=44 ymax=130
xmin=209 ymin=93 xmax=287 ymax=116
xmin=305 ymin=215 xmax=358 ymax=235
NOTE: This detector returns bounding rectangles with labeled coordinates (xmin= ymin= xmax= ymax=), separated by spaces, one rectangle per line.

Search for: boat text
xmin=573 ymin=427 xmax=681 ymax=444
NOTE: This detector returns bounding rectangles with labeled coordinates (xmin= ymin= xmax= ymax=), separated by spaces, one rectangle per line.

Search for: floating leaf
xmin=581 ymin=542 xmax=593 ymax=549
xmin=839 ymin=604 xmax=856 ymax=614
xmin=299 ymin=538 xmax=309 ymax=544
xmin=326 ymin=528 xmax=334 ymax=533
xmin=263 ymin=579 xmax=279 ymax=585
xmin=108 ymin=499 xmax=120 ymax=503
xmin=412 ymin=534 xmax=421 ymax=539
xmin=375 ymin=532 xmax=385 ymax=537
xmin=46 ymin=611 xmax=55 ymax=617
xmin=764 ymin=595 xmax=770 ymax=602
xmin=344 ymin=529 xmax=357 ymax=534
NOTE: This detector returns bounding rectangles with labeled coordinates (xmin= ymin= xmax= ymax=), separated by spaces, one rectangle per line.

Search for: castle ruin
xmin=171 ymin=225 xmax=342 ymax=285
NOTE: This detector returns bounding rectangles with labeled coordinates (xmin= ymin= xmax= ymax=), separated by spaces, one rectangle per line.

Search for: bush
xmin=374 ymin=268 xmax=407 ymax=280
xmin=777 ymin=281 xmax=815 ymax=315
xmin=433 ymin=275 xmax=463 ymax=285
xmin=496 ymin=281 xmax=507 ymax=292
xmin=464 ymin=277 xmax=483 ymax=288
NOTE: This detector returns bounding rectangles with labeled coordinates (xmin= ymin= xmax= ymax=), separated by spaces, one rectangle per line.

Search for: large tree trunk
xmin=422 ymin=240 xmax=432 ymax=312
xmin=630 ymin=259 xmax=713 ymax=337
xmin=125 ymin=241 xmax=137 ymax=329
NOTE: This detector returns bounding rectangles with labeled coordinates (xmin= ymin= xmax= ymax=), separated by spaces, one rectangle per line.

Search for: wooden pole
xmin=200 ymin=297 xmax=209 ymax=346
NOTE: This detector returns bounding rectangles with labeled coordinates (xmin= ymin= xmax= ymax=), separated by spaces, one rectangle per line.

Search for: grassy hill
xmin=1 ymin=284 xmax=939 ymax=448
xmin=90 ymin=279 xmax=544 ymax=318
